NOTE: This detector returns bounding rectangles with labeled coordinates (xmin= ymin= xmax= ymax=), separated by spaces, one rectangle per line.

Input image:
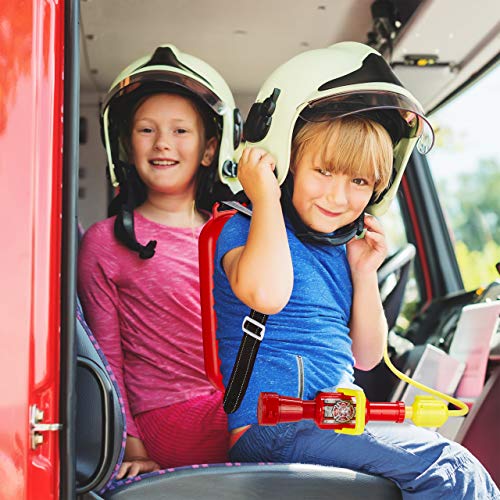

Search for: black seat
xmin=104 ymin=463 xmax=400 ymax=499
xmin=75 ymin=302 xmax=402 ymax=499
xmin=76 ymin=301 xmax=125 ymax=494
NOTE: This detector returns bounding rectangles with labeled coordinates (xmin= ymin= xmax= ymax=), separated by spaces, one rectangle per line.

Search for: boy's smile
xmin=315 ymin=205 xmax=344 ymax=218
xmin=291 ymin=149 xmax=374 ymax=234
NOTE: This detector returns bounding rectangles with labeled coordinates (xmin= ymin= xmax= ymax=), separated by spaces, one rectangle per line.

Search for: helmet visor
xmin=102 ymin=69 xmax=228 ymax=116
xmin=300 ymin=91 xmax=434 ymax=154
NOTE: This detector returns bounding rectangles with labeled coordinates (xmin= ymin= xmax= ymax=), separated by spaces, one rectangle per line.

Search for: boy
xmin=213 ymin=42 xmax=499 ymax=498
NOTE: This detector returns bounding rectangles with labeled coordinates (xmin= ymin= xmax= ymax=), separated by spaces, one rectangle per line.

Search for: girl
xmin=78 ymin=45 xmax=241 ymax=478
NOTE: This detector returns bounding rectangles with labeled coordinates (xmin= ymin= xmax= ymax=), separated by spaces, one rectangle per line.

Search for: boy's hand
xmin=346 ymin=214 xmax=388 ymax=276
xmin=238 ymin=147 xmax=280 ymax=204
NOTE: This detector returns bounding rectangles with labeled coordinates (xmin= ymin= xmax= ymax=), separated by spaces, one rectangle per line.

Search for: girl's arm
xmin=346 ymin=214 xmax=388 ymax=370
xmin=78 ymin=226 xmax=159 ymax=477
xmin=222 ymin=147 xmax=293 ymax=315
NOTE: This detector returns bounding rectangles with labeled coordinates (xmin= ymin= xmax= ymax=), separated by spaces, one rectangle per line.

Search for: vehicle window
xmin=381 ymin=199 xmax=407 ymax=255
xmin=380 ymin=200 xmax=421 ymax=332
xmin=427 ymin=64 xmax=500 ymax=291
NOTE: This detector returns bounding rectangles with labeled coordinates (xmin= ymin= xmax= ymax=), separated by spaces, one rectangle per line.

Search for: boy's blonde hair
xmin=290 ymin=115 xmax=393 ymax=197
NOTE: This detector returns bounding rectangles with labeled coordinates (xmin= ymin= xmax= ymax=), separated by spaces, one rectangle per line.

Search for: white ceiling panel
xmin=79 ymin=0 xmax=499 ymax=113
xmin=80 ymin=0 xmax=374 ymax=98
xmin=391 ymin=0 xmax=500 ymax=111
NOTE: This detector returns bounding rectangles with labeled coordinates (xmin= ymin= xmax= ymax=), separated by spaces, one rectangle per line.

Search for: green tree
xmin=448 ymin=158 xmax=500 ymax=250
xmin=433 ymin=157 xmax=500 ymax=289
xmin=455 ymin=240 xmax=500 ymax=290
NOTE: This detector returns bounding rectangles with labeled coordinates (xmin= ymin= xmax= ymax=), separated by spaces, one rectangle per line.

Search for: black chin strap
xmin=280 ymin=175 xmax=366 ymax=246
xmin=113 ymin=161 xmax=157 ymax=259
xmin=114 ymin=208 xmax=157 ymax=259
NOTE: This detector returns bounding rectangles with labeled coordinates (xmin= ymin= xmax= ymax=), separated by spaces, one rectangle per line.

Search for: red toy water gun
xmin=258 ymin=387 xmax=465 ymax=435
xmin=258 ymin=345 xmax=470 ymax=434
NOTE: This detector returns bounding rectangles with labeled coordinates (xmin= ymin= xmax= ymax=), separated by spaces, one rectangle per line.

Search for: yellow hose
xmin=383 ymin=343 xmax=469 ymax=417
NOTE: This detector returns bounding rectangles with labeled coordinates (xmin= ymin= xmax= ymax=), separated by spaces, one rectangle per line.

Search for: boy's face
xmin=291 ymin=147 xmax=375 ymax=234
xmin=131 ymin=93 xmax=216 ymax=197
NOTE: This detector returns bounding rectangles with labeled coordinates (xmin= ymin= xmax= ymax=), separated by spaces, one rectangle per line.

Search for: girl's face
xmin=291 ymin=146 xmax=375 ymax=234
xmin=131 ymin=93 xmax=217 ymax=199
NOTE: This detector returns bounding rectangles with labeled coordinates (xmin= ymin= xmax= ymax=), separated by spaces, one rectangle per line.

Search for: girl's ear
xmin=201 ymin=136 xmax=218 ymax=167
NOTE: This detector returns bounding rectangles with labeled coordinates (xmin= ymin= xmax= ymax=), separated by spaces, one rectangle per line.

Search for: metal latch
xmin=30 ymin=404 xmax=62 ymax=450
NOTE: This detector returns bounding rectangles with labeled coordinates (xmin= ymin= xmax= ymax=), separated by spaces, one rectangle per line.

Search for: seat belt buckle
xmin=242 ymin=316 xmax=266 ymax=341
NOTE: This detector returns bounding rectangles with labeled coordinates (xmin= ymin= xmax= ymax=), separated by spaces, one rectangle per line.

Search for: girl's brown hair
xmin=291 ymin=115 xmax=393 ymax=197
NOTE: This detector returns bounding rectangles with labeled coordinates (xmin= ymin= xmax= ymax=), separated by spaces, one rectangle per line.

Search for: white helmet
xmin=100 ymin=45 xmax=242 ymax=258
xmin=101 ymin=44 xmax=242 ymax=192
xmin=226 ymin=41 xmax=434 ymax=217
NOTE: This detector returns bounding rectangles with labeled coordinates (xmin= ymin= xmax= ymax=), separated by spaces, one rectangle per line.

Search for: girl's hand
xmin=116 ymin=457 xmax=161 ymax=479
xmin=346 ymin=214 xmax=388 ymax=276
xmin=237 ymin=147 xmax=280 ymax=205
xmin=117 ymin=435 xmax=160 ymax=479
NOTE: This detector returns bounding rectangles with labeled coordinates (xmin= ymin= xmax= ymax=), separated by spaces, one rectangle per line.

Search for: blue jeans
xmin=229 ymin=420 xmax=499 ymax=499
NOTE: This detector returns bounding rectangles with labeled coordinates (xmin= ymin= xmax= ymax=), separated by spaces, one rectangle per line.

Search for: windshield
xmin=427 ymin=64 xmax=500 ymax=290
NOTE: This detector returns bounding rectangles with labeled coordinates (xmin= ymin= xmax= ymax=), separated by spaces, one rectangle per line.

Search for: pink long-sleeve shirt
xmin=77 ymin=212 xmax=215 ymax=437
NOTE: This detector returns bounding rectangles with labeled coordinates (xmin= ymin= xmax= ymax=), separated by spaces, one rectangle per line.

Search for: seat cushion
xmin=104 ymin=462 xmax=401 ymax=499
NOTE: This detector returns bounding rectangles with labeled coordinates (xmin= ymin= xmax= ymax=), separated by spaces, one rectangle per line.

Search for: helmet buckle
xmin=244 ymin=88 xmax=281 ymax=143
xmin=221 ymin=160 xmax=238 ymax=178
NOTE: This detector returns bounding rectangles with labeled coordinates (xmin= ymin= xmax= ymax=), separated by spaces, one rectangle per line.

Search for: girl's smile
xmin=149 ymin=158 xmax=179 ymax=168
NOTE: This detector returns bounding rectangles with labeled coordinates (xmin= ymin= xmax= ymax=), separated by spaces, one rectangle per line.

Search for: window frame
xmin=399 ymin=152 xmax=464 ymax=308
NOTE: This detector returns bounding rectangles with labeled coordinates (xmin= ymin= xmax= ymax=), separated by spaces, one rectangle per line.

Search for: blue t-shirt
xmin=214 ymin=213 xmax=355 ymax=429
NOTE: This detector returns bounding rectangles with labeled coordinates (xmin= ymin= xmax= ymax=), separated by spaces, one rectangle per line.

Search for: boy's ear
xmin=201 ymin=136 xmax=218 ymax=167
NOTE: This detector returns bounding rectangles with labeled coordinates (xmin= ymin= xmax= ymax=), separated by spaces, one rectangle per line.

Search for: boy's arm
xmin=222 ymin=147 xmax=293 ymax=315
xmin=347 ymin=214 xmax=388 ymax=370
xmin=349 ymin=271 xmax=387 ymax=370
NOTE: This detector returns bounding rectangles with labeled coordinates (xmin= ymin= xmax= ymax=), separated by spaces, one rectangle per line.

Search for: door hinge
xmin=30 ymin=404 xmax=62 ymax=450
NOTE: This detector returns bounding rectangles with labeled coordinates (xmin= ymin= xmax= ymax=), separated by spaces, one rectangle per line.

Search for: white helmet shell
xmin=101 ymin=44 xmax=242 ymax=191
xmin=232 ymin=41 xmax=434 ymax=215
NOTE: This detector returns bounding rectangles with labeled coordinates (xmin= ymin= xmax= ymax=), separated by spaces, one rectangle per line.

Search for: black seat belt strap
xmin=223 ymin=309 xmax=268 ymax=414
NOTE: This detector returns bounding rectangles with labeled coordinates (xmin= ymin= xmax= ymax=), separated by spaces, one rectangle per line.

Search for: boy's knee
xmin=442 ymin=442 xmax=476 ymax=470
xmin=440 ymin=442 xmax=498 ymax=496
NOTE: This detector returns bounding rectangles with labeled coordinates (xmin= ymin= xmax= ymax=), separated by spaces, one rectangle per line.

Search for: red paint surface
xmin=401 ymin=176 xmax=433 ymax=307
xmin=0 ymin=1 xmax=64 ymax=498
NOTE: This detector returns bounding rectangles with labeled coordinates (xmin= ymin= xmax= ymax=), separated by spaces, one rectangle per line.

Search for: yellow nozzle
xmin=407 ymin=396 xmax=449 ymax=427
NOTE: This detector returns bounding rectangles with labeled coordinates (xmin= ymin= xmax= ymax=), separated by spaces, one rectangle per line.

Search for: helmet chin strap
xmin=280 ymin=175 xmax=366 ymax=246
xmin=112 ymin=161 xmax=157 ymax=259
